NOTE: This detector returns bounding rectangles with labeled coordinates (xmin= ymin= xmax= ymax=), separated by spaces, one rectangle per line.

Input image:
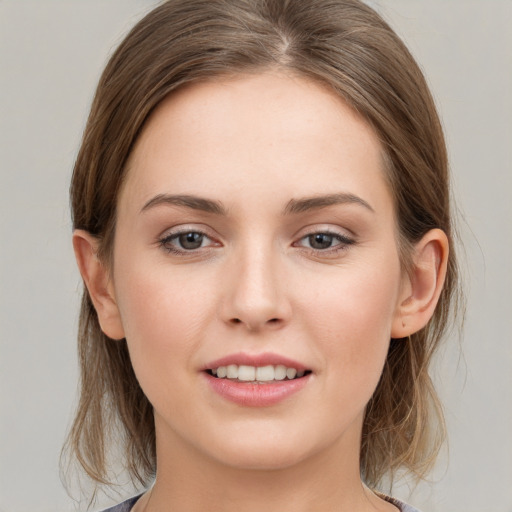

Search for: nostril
xmin=227 ymin=317 xmax=283 ymax=328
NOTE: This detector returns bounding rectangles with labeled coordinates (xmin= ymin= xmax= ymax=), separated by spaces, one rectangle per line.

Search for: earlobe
xmin=72 ymin=230 xmax=125 ymax=340
xmin=391 ymin=229 xmax=449 ymax=338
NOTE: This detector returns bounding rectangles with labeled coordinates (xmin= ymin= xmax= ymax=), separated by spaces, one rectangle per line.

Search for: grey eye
xmin=307 ymin=233 xmax=337 ymax=249
xmin=177 ymin=232 xmax=205 ymax=250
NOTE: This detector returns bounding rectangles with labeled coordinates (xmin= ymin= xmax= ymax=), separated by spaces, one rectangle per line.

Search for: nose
xmin=220 ymin=244 xmax=291 ymax=332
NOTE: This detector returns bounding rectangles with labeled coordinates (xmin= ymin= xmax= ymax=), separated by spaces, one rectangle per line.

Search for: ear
xmin=72 ymin=230 xmax=125 ymax=340
xmin=391 ymin=229 xmax=449 ymax=338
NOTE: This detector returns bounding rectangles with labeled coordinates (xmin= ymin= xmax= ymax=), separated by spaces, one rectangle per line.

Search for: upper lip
xmin=203 ymin=352 xmax=309 ymax=372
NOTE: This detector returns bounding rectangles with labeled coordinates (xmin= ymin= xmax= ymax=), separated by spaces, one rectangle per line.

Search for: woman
xmin=66 ymin=1 xmax=461 ymax=511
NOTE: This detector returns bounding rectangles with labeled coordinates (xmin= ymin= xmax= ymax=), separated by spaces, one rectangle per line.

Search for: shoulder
xmin=100 ymin=494 xmax=142 ymax=512
xmin=99 ymin=493 xmax=420 ymax=512
xmin=385 ymin=496 xmax=423 ymax=512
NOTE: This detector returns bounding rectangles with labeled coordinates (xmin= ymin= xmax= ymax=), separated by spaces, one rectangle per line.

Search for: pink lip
xmin=201 ymin=352 xmax=311 ymax=407
xmin=203 ymin=372 xmax=311 ymax=407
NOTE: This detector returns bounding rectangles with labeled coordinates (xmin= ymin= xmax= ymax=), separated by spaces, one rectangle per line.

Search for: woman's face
xmin=110 ymin=72 xmax=408 ymax=470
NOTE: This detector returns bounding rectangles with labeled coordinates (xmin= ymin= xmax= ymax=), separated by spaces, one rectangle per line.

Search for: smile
xmin=203 ymin=353 xmax=312 ymax=406
xmin=208 ymin=364 xmax=308 ymax=382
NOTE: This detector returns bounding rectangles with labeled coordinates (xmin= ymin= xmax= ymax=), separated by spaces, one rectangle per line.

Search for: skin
xmin=74 ymin=72 xmax=448 ymax=512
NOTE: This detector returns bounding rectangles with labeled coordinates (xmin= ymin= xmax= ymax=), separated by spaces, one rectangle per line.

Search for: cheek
xmin=112 ymin=258 xmax=214 ymax=384
xmin=304 ymin=258 xmax=400 ymax=333
xmin=300 ymin=259 xmax=401 ymax=396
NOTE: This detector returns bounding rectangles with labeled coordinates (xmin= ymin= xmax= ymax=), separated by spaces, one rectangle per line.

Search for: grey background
xmin=1 ymin=1 xmax=511 ymax=511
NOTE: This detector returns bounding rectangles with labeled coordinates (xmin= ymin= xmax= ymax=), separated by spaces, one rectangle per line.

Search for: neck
xmin=139 ymin=416 xmax=393 ymax=512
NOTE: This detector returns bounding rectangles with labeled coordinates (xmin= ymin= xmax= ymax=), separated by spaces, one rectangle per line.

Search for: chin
xmin=200 ymin=424 xmax=329 ymax=472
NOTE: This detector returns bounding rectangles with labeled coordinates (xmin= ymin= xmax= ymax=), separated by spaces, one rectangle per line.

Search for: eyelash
xmin=158 ymin=230 xmax=217 ymax=255
xmin=158 ymin=229 xmax=355 ymax=256
xmin=293 ymin=231 xmax=355 ymax=255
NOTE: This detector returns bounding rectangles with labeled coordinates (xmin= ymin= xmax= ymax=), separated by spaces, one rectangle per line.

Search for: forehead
xmin=120 ymin=72 xmax=390 ymax=216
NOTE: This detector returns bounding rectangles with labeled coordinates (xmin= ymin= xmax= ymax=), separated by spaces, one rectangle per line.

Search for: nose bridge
xmin=223 ymin=237 xmax=289 ymax=330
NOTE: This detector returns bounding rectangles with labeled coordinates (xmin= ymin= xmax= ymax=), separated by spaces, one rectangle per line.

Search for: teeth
xmin=274 ymin=365 xmax=286 ymax=380
xmin=227 ymin=364 xmax=238 ymax=379
xmin=286 ymin=367 xmax=297 ymax=379
xmin=256 ymin=365 xmax=274 ymax=381
xmin=238 ymin=365 xmax=256 ymax=381
xmin=210 ymin=364 xmax=307 ymax=382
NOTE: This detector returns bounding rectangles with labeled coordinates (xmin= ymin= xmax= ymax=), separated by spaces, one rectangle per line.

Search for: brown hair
xmin=66 ymin=0 xmax=461 ymax=493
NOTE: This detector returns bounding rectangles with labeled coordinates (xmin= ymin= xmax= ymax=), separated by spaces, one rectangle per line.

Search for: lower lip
xmin=203 ymin=372 xmax=311 ymax=407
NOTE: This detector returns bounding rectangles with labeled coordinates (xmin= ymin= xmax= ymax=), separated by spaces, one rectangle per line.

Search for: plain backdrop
xmin=1 ymin=1 xmax=511 ymax=511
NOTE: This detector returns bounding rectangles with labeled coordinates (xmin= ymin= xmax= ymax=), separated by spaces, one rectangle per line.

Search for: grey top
xmin=101 ymin=494 xmax=421 ymax=512
xmin=101 ymin=495 xmax=140 ymax=512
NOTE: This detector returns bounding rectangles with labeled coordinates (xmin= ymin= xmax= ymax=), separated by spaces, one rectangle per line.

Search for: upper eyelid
xmin=161 ymin=230 xmax=211 ymax=241
xmin=293 ymin=224 xmax=356 ymax=240
xmin=159 ymin=224 xmax=216 ymax=239
xmin=300 ymin=228 xmax=351 ymax=237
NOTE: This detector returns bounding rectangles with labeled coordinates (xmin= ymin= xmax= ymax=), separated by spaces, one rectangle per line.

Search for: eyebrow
xmin=141 ymin=194 xmax=227 ymax=215
xmin=283 ymin=193 xmax=374 ymax=215
xmin=140 ymin=192 xmax=374 ymax=216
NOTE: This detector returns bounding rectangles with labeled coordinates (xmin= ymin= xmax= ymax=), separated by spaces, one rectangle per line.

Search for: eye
xmin=295 ymin=231 xmax=355 ymax=252
xmin=159 ymin=230 xmax=215 ymax=253
xmin=176 ymin=232 xmax=207 ymax=250
xmin=305 ymin=233 xmax=339 ymax=250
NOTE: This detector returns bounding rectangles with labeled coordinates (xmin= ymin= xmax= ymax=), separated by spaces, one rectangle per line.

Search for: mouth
xmin=203 ymin=355 xmax=312 ymax=406
xmin=206 ymin=364 xmax=312 ymax=383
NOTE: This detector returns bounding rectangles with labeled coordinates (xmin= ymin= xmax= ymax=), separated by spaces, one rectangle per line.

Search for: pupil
xmin=179 ymin=232 xmax=203 ymax=249
xmin=309 ymin=233 xmax=332 ymax=249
